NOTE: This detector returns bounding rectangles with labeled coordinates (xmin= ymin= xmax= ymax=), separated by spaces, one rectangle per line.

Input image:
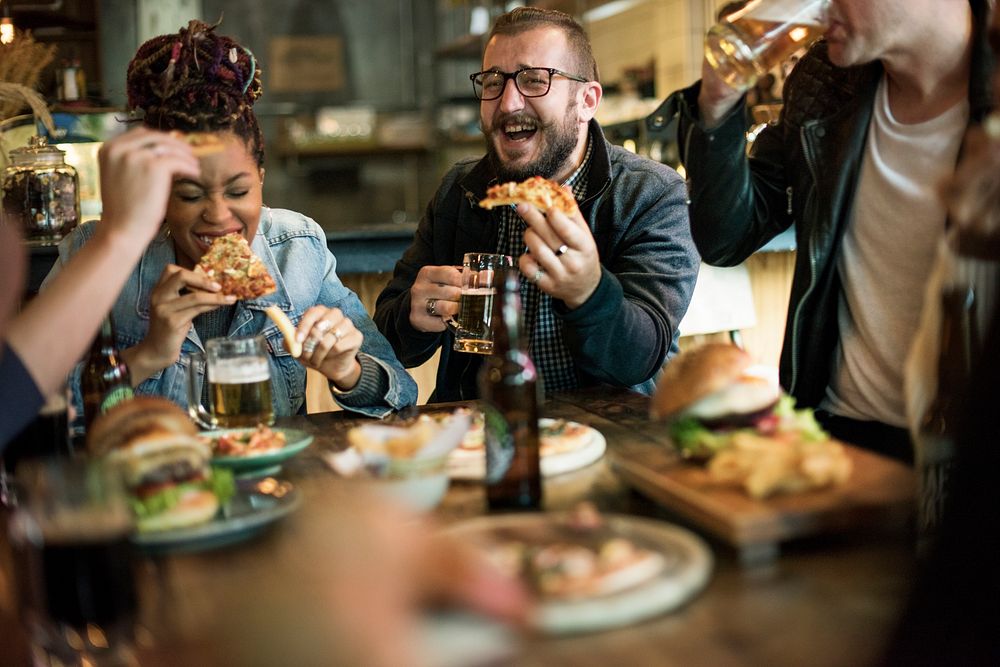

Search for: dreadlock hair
xmin=126 ymin=20 xmax=265 ymax=166
xmin=487 ymin=7 xmax=599 ymax=83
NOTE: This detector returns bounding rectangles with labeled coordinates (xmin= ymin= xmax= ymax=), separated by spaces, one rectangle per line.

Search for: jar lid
xmin=7 ymin=136 xmax=67 ymax=166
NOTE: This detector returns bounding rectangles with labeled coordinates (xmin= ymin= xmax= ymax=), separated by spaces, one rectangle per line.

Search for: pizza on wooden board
xmin=479 ymin=176 xmax=578 ymax=214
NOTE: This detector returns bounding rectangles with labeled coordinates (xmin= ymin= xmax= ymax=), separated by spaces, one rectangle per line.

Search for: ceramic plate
xmin=131 ymin=477 xmax=301 ymax=555
xmin=205 ymin=428 xmax=314 ymax=475
xmin=444 ymin=512 xmax=712 ymax=635
xmin=447 ymin=419 xmax=606 ymax=480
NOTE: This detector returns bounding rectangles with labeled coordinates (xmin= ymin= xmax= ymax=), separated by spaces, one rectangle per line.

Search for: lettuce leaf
xmin=130 ymin=468 xmax=235 ymax=519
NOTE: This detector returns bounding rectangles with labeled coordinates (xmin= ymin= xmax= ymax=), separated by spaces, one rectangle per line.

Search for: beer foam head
xmin=746 ymin=0 xmax=828 ymax=27
xmin=208 ymin=357 xmax=270 ymax=384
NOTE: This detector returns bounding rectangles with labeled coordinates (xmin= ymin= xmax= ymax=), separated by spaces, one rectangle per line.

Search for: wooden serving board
xmin=609 ymin=439 xmax=915 ymax=560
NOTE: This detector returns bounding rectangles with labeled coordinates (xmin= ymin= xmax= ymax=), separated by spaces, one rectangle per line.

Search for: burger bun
xmin=137 ymin=489 xmax=219 ymax=533
xmin=652 ymin=344 xmax=779 ymax=422
xmin=88 ymin=396 xmax=197 ymax=457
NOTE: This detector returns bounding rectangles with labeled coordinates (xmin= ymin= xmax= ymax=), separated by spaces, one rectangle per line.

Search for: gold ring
xmin=426 ymin=298 xmax=438 ymax=316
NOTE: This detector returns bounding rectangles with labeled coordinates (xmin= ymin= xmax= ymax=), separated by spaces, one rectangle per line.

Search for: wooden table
xmin=0 ymin=387 xmax=916 ymax=666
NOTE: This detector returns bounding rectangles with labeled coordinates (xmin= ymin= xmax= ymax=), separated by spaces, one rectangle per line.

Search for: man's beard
xmin=484 ymin=103 xmax=580 ymax=182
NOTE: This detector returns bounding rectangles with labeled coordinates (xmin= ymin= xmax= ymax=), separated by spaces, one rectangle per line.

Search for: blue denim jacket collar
xmin=135 ymin=209 xmax=299 ymax=348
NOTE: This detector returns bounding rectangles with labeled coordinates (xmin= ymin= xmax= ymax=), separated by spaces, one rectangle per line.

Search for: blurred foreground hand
xmin=142 ymin=481 xmax=530 ymax=667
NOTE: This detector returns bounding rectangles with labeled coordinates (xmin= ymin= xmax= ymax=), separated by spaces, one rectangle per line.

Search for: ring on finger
xmin=302 ymin=339 xmax=318 ymax=355
xmin=532 ymin=268 xmax=544 ymax=284
xmin=331 ymin=328 xmax=344 ymax=343
xmin=554 ymin=244 xmax=569 ymax=257
xmin=426 ymin=298 xmax=438 ymax=316
xmin=315 ymin=320 xmax=333 ymax=334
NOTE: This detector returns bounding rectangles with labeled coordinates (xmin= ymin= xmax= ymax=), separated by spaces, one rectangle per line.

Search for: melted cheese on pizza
xmin=196 ymin=233 xmax=277 ymax=300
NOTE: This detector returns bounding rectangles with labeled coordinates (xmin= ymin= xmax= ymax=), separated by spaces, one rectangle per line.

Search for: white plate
xmin=444 ymin=512 xmax=713 ymax=635
xmin=447 ymin=419 xmax=606 ymax=480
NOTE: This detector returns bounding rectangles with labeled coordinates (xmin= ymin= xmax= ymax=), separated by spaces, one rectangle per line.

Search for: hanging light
xmin=0 ymin=1 xmax=14 ymax=45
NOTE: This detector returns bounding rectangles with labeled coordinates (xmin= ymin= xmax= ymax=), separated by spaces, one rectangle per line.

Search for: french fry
xmin=265 ymin=306 xmax=302 ymax=358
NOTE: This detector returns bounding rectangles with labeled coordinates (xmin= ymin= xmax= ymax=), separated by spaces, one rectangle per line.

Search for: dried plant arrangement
xmin=0 ymin=30 xmax=57 ymax=121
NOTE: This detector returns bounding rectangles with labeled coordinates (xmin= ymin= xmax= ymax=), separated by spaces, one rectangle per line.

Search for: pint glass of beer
xmin=187 ymin=336 xmax=275 ymax=428
xmin=446 ymin=253 xmax=514 ymax=354
xmin=706 ymin=0 xmax=829 ymax=90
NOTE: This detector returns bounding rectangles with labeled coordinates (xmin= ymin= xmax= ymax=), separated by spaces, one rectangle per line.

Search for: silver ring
xmin=426 ymin=298 xmax=438 ymax=316
xmin=331 ymin=328 xmax=344 ymax=343
xmin=532 ymin=268 xmax=544 ymax=284
xmin=554 ymin=244 xmax=569 ymax=257
xmin=302 ymin=339 xmax=318 ymax=355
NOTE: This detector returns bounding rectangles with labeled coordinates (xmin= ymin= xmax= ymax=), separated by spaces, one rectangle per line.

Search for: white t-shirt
xmin=820 ymin=75 xmax=969 ymax=427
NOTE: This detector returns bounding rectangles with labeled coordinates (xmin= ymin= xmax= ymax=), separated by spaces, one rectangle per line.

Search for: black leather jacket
xmin=672 ymin=11 xmax=994 ymax=409
xmin=374 ymin=120 xmax=699 ymax=402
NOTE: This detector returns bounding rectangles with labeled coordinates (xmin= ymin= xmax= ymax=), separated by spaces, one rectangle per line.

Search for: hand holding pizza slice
xmin=195 ymin=233 xmax=302 ymax=357
xmin=479 ymin=176 xmax=578 ymax=214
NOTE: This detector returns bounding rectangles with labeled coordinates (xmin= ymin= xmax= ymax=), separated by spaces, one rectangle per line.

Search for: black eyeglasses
xmin=470 ymin=67 xmax=589 ymax=101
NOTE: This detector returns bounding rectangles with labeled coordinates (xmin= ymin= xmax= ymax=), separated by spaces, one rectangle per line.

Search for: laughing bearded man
xmin=374 ymin=7 xmax=699 ymax=401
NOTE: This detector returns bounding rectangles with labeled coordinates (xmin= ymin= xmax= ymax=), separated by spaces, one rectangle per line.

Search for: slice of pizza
xmin=170 ymin=130 xmax=226 ymax=157
xmin=196 ymin=233 xmax=276 ymax=300
xmin=479 ymin=176 xmax=577 ymax=214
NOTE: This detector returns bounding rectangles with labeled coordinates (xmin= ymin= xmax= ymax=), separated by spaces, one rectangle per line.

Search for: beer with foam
xmin=208 ymin=356 xmax=274 ymax=428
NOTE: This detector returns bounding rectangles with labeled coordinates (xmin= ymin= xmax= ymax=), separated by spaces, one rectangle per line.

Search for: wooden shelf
xmin=434 ymin=33 xmax=484 ymax=60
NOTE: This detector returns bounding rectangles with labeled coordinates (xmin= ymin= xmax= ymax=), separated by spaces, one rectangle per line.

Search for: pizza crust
xmin=479 ymin=176 xmax=578 ymax=214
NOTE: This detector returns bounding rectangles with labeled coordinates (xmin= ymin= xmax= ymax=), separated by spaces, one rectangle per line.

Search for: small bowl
xmin=369 ymin=453 xmax=451 ymax=512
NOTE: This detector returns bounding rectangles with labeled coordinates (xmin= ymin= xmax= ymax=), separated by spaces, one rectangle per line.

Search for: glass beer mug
xmin=187 ymin=336 xmax=275 ymax=428
xmin=706 ymin=0 xmax=830 ymax=90
xmin=445 ymin=253 xmax=514 ymax=354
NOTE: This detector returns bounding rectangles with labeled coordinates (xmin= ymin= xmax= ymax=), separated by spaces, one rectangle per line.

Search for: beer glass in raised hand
xmin=706 ymin=0 xmax=829 ymax=91
xmin=8 ymin=458 xmax=138 ymax=666
xmin=446 ymin=253 xmax=514 ymax=354
xmin=187 ymin=336 xmax=274 ymax=429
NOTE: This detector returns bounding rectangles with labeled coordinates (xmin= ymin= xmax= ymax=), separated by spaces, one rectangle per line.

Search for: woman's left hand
xmin=295 ymin=306 xmax=362 ymax=391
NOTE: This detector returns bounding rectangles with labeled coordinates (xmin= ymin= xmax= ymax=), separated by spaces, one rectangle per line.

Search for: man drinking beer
xmin=669 ymin=0 xmax=993 ymax=462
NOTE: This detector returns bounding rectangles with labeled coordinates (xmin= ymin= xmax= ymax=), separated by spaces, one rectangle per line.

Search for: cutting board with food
xmin=609 ymin=344 xmax=916 ymax=558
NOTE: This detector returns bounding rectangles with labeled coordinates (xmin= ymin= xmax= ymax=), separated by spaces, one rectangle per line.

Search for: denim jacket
xmin=49 ymin=207 xmax=417 ymax=427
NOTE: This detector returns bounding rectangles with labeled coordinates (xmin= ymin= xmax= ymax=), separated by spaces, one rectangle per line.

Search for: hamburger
xmin=88 ymin=397 xmax=234 ymax=532
xmin=651 ymin=344 xmax=827 ymax=458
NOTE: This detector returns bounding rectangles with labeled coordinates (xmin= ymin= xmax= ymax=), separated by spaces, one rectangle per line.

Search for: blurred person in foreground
xmin=374 ymin=7 xmax=699 ymax=401
xmin=43 ymin=21 xmax=417 ymax=428
xmin=128 ymin=484 xmax=529 ymax=667
xmin=0 ymin=130 xmax=200 ymax=448
xmin=667 ymin=0 xmax=994 ymax=462
xmin=885 ymin=33 xmax=1000 ymax=657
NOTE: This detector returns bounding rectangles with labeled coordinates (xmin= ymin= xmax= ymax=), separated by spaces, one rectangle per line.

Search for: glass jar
xmin=2 ymin=136 xmax=80 ymax=247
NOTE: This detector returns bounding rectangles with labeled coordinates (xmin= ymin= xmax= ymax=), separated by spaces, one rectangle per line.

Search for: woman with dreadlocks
xmin=46 ymin=21 xmax=417 ymax=425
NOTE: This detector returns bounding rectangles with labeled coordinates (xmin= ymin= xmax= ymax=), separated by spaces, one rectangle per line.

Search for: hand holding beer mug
xmin=445 ymin=253 xmax=514 ymax=354
xmin=706 ymin=0 xmax=829 ymax=91
xmin=8 ymin=458 xmax=138 ymax=666
xmin=187 ymin=336 xmax=275 ymax=428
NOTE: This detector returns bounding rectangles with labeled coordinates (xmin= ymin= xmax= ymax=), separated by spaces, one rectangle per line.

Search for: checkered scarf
xmin=494 ymin=139 xmax=593 ymax=394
